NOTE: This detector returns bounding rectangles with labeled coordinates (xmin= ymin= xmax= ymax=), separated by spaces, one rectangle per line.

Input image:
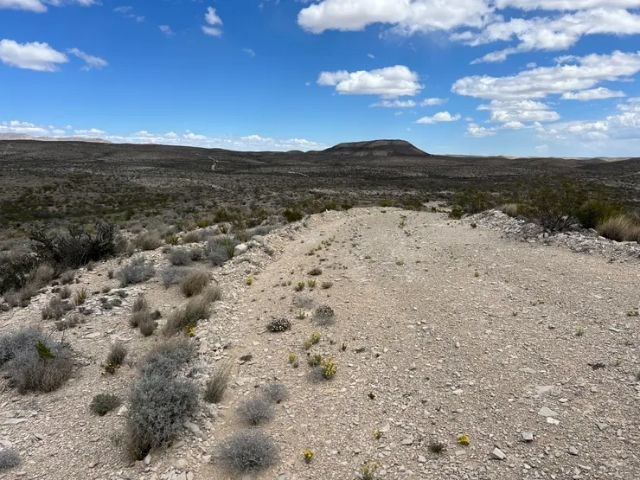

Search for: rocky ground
xmin=1 ymin=207 xmax=640 ymax=480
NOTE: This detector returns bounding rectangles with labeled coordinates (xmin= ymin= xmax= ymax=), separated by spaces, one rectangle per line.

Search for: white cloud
xmin=318 ymin=65 xmax=422 ymax=98
xmin=68 ymin=48 xmax=107 ymax=70
xmin=242 ymin=48 xmax=256 ymax=57
xmin=421 ymin=97 xmax=447 ymax=106
xmin=0 ymin=119 xmax=325 ymax=151
xmin=478 ymin=99 xmax=560 ymax=123
xmin=202 ymin=6 xmax=223 ymax=37
xmin=496 ymin=0 xmax=640 ymax=10
xmin=0 ymin=39 xmax=68 ymax=71
xmin=459 ymin=8 xmax=640 ymax=63
xmin=371 ymin=99 xmax=417 ymax=108
xmin=416 ymin=111 xmax=461 ymax=124
xmin=159 ymin=25 xmax=175 ymax=37
xmin=0 ymin=0 xmax=95 ymax=12
xmin=298 ymin=0 xmax=493 ymax=34
xmin=452 ymin=51 xmax=640 ymax=101
xmin=114 ymin=6 xmax=145 ymax=22
xmin=466 ymin=122 xmax=496 ymax=137
xmin=561 ymin=87 xmax=626 ymax=101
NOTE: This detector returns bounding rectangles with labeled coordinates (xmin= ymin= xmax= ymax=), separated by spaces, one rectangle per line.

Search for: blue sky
xmin=1 ymin=0 xmax=640 ymax=156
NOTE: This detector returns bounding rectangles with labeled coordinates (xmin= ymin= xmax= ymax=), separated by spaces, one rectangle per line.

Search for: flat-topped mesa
xmin=323 ymin=139 xmax=429 ymax=158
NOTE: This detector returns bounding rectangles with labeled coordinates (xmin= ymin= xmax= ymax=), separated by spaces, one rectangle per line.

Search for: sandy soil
xmin=1 ymin=207 xmax=639 ymax=480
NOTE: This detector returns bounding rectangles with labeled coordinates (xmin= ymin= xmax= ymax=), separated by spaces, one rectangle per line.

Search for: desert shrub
xmin=180 ymin=270 xmax=210 ymax=297
xmin=105 ymin=343 xmax=128 ymax=374
xmin=267 ymin=317 xmax=291 ymax=333
xmin=576 ymin=200 xmax=621 ymax=229
xmin=0 ymin=329 xmax=73 ymax=393
xmin=307 ymin=353 xmax=322 ymax=367
xmin=292 ymin=294 xmax=313 ymax=309
xmin=448 ymin=205 xmax=464 ymax=219
xmin=116 ymin=257 xmax=155 ymax=287
xmin=237 ymin=397 xmax=274 ymax=426
xmin=205 ymin=236 xmax=238 ymax=266
xmin=139 ymin=338 xmax=194 ymax=378
xmin=0 ymin=448 xmax=21 ymax=471
xmin=204 ymin=362 xmax=232 ymax=403
xmin=133 ymin=231 xmax=162 ymax=251
xmin=90 ymin=393 xmax=121 ymax=416
xmin=283 ymin=209 xmax=303 ymax=223
xmin=161 ymin=266 xmax=190 ymax=288
xmin=55 ymin=313 xmax=85 ymax=331
xmin=215 ymin=431 xmax=278 ymax=474
xmin=314 ymin=305 xmax=335 ymax=326
xmin=59 ymin=270 xmax=75 ymax=284
xmin=32 ymin=263 xmax=55 ymax=285
xmin=303 ymin=331 xmax=321 ymax=349
xmin=182 ymin=230 xmax=203 ymax=244
xmin=525 ymin=182 xmax=586 ymax=232
xmin=126 ymin=374 xmax=198 ymax=459
xmin=201 ymin=285 xmax=222 ymax=303
xmin=597 ymin=215 xmax=640 ymax=242
xmin=30 ymin=221 xmax=118 ymax=270
xmin=0 ymin=247 xmax=39 ymax=295
xmin=4 ymin=282 xmax=39 ymax=308
xmin=132 ymin=294 xmax=148 ymax=313
xmin=261 ymin=383 xmax=287 ymax=404
xmin=59 ymin=286 xmax=72 ymax=299
xmin=164 ymin=291 xmax=216 ymax=336
xmin=320 ymin=357 xmax=337 ymax=379
xmin=41 ymin=296 xmax=73 ymax=320
xmin=169 ymin=248 xmax=192 ymax=266
xmin=453 ymin=190 xmax=494 ymax=215
xmin=139 ymin=316 xmax=158 ymax=337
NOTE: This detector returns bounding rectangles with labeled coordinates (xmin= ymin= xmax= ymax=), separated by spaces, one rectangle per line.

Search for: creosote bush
xmin=204 ymin=361 xmax=232 ymax=403
xmin=0 ymin=328 xmax=73 ymax=393
xmin=90 ymin=393 xmax=121 ymax=416
xmin=116 ymin=257 xmax=155 ymax=287
xmin=180 ymin=270 xmax=210 ymax=297
xmin=215 ymin=431 xmax=278 ymax=474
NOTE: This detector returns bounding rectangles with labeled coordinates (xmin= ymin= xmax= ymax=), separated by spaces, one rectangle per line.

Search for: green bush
xmin=90 ymin=393 xmax=121 ymax=416
xmin=283 ymin=209 xmax=303 ymax=223
xmin=576 ymin=200 xmax=620 ymax=229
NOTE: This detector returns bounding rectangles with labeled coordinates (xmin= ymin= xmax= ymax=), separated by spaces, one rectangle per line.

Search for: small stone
xmin=117 ymin=405 xmax=128 ymax=416
xmin=538 ymin=406 xmax=558 ymax=417
xmin=417 ymin=455 xmax=426 ymax=463
xmin=234 ymin=244 xmax=248 ymax=256
xmin=547 ymin=417 xmax=560 ymax=425
xmin=492 ymin=448 xmax=506 ymax=460
xmin=401 ymin=437 xmax=414 ymax=446
xmin=568 ymin=446 xmax=579 ymax=456
xmin=144 ymin=454 xmax=151 ymax=465
xmin=521 ymin=432 xmax=534 ymax=442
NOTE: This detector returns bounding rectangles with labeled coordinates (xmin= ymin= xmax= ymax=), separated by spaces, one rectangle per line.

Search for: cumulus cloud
xmin=478 ymin=99 xmax=560 ymax=123
xmin=202 ymin=6 xmax=223 ymax=37
xmin=159 ymin=25 xmax=175 ymax=37
xmin=0 ymin=0 xmax=95 ymax=12
xmin=416 ymin=111 xmax=461 ymax=124
xmin=561 ymin=87 xmax=626 ymax=101
xmin=298 ymin=0 xmax=492 ymax=34
xmin=495 ymin=0 xmax=640 ymax=10
xmin=0 ymin=39 xmax=68 ymax=71
xmin=460 ymin=8 xmax=640 ymax=63
xmin=318 ymin=65 xmax=422 ymax=98
xmin=68 ymin=48 xmax=107 ymax=70
xmin=0 ymin=119 xmax=325 ymax=151
xmin=452 ymin=51 xmax=640 ymax=101
xmin=114 ymin=6 xmax=145 ymax=22
xmin=466 ymin=122 xmax=496 ymax=137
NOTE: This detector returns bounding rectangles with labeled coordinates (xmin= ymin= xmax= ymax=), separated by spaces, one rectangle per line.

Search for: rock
xmin=538 ymin=406 xmax=558 ymax=417
xmin=184 ymin=421 xmax=202 ymax=437
xmin=117 ymin=405 xmax=128 ymax=416
xmin=144 ymin=454 xmax=151 ymax=466
xmin=401 ymin=437 xmax=414 ymax=446
xmin=521 ymin=432 xmax=534 ymax=442
xmin=568 ymin=446 xmax=579 ymax=456
xmin=417 ymin=455 xmax=426 ymax=463
xmin=492 ymin=448 xmax=506 ymax=460
xmin=234 ymin=244 xmax=248 ymax=256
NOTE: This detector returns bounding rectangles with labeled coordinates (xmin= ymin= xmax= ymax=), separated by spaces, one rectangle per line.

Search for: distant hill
xmin=323 ymin=139 xmax=428 ymax=157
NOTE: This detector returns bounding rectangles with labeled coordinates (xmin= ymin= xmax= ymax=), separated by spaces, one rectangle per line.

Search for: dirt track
xmin=2 ymin=208 xmax=640 ymax=480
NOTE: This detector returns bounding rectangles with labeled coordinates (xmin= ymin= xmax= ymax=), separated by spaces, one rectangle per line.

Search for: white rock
xmin=538 ymin=406 xmax=558 ymax=417
xmin=492 ymin=448 xmax=506 ymax=460
xmin=234 ymin=244 xmax=248 ymax=256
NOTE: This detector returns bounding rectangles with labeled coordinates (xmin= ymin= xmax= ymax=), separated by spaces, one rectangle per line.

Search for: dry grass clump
xmin=73 ymin=288 xmax=88 ymax=305
xmin=41 ymin=296 xmax=73 ymax=320
xmin=180 ymin=270 xmax=210 ymax=297
xmin=133 ymin=231 xmax=162 ymax=251
xmin=164 ymin=295 xmax=210 ymax=336
xmin=104 ymin=342 xmax=128 ymax=374
xmin=116 ymin=257 xmax=155 ymax=287
xmin=0 ymin=328 xmax=73 ymax=393
xmin=261 ymin=383 xmax=287 ymax=404
xmin=132 ymin=294 xmax=148 ymax=313
xmin=597 ymin=215 xmax=640 ymax=242
xmin=169 ymin=248 xmax=193 ymax=266
xmin=0 ymin=448 xmax=21 ymax=471
xmin=237 ymin=397 xmax=274 ymax=426
xmin=205 ymin=235 xmax=238 ymax=266
xmin=130 ymin=295 xmax=157 ymax=335
xmin=161 ymin=266 xmax=190 ymax=288
xmin=215 ymin=431 xmax=278 ymax=474
xmin=204 ymin=361 xmax=232 ymax=403
xmin=90 ymin=393 xmax=121 ymax=416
